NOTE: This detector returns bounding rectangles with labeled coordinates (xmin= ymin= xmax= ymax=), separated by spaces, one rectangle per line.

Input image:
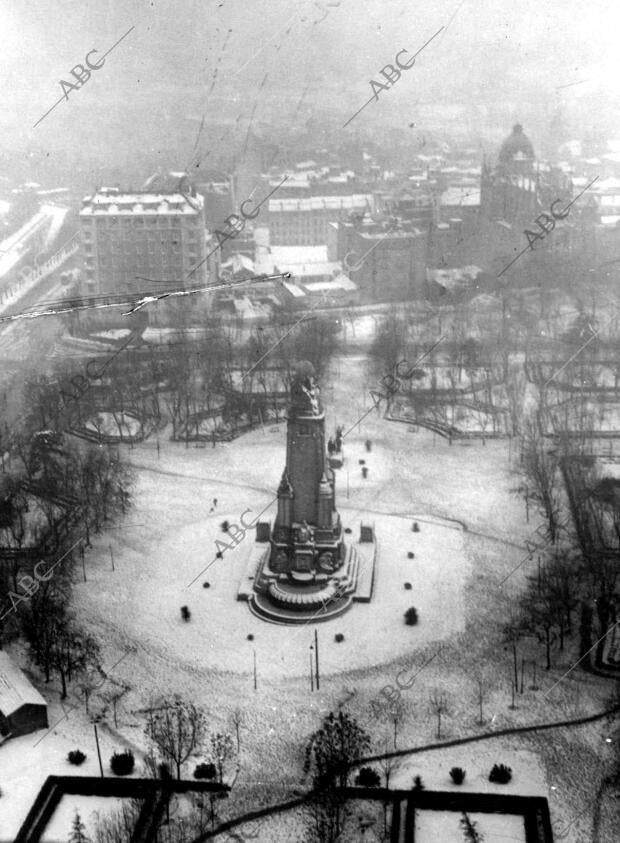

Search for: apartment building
xmin=267 ymin=194 xmax=373 ymax=246
xmin=79 ymin=188 xmax=209 ymax=299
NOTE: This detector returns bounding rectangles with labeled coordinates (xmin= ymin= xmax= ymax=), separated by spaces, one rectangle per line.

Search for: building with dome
xmin=478 ymin=124 xmax=573 ymax=276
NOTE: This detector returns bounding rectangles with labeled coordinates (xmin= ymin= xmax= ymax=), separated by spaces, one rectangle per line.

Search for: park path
xmin=187 ymin=704 xmax=620 ymax=843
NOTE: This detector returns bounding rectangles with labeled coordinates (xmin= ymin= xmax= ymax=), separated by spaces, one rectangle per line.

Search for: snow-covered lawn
xmin=85 ymin=411 xmax=142 ymax=439
xmin=415 ymin=809 xmax=526 ymax=842
xmin=388 ymin=742 xmax=547 ymax=795
xmin=42 ymin=795 xmax=128 ymax=842
xmin=0 ymin=714 xmax=144 ymax=841
xmin=72 ymin=426 xmax=469 ymax=677
xmin=1 ymin=352 xmax=588 ymax=840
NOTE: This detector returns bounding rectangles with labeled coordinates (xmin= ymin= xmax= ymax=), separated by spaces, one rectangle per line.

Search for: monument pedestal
xmin=238 ymin=362 xmax=377 ymax=623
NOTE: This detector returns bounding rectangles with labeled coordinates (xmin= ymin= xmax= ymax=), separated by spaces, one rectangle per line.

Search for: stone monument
xmin=238 ymin=361 xmax=376 ymax=623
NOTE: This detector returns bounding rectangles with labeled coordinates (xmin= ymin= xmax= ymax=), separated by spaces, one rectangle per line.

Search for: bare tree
xmin=519 ymin=571 xmax=559 ymax=671
xmin=460 ymin=811 xmax=484 ymax=842
xmin=471 ymin=670 xmax=491 ymax=726
xmin=428 ymin=689 xmax=451 ymax=740
xmin=93 ymin=799 xmax=142 ymax=843
xmin=145 ymin=697 xmax=207 ymax=780
xmin=377 ymin=746 xmax=399 ymax=840
xmin=100 ymin=681 xmax=131 ymax=728
xmin=521 ymin=418 xmax=562 ymax=544
xmin=51 ymin=625 xmax=100 ymax=700
xmin=209 ymin=731 xmax=235 ymax=784
xmin=229 ymin=707 xmax=244 ymax=754
xmin=303 ymin=710 xmax=371 ymax=840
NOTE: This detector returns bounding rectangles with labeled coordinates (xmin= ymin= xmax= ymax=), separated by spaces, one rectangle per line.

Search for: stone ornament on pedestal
xmin=241 ymin=361 xmax=376 ymax=623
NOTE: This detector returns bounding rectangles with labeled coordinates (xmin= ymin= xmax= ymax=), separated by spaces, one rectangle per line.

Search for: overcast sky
xmin=2 ymin=0 xmax=619 ymax=166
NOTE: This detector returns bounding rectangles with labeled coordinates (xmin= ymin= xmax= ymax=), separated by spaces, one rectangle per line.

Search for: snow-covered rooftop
xmin=270 ymin=245 xmax=328 ymax=264
xmin=441 ymin=188 xmax=481 ymax=207
xmin=80 ymin=191 xmax=204 ymax=217
xmin=268 ymin=194 xmax=371 ymax=213
xmin=0 ymin=652 xmax=47 ymax=716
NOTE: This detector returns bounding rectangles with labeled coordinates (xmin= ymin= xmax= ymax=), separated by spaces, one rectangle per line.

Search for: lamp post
xmin=314 ymin=629 xmax=320 ymax=691
xmin=93 ymin=722 xmax=104 ymax=777
xmin=309 ymin=645 xmax=314 ymax=692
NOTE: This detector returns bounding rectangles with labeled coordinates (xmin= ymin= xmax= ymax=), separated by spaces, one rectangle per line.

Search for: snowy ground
xmin=41 ymin=795 xmax=127 ymax=842
xmin=71 ymin=426 xmax=468 ymax=678
xmin=0 ymin=352 xmax=607 ymax=841
xmin=85 ymin=410 xmax=142 ymax=439
xmin=415 ymin=809 xmax=525 ymax=842
xmin=0 ymin=710 xmax=146 ymax=841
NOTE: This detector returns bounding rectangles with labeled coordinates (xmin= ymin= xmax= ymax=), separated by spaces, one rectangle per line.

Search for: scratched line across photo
xmin=0 ymin=2 xmax=619 ymax=842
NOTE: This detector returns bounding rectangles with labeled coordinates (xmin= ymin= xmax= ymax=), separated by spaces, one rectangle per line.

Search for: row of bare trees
xmin=85 ymin=698 xmax=241 ymax=842
xmin=517 ymin=417 xmax=620 ymax=671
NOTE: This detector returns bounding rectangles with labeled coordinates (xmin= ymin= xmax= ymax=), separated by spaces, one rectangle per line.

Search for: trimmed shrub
xmin=247 ymin=633 xmax=254 ymax=641
xmin=334 ymin=633 xmax=345 ymax=643
xmin=110 ymin=750 xmax=135 ymax=776
xmin=404 ymin=607 xmax=419 ymax=626
xmin=203 ymin=582 xmax=210 ymax=588
xmin=344 ymin=527 xmax=352 ymax=534
xmin=404 ymin=582 xmax=412 ymax=590
xmin=355 ymin=766 xmax=381 ymax=787
xmin=358 ymin=459 xmax=366 ymax=465
xmin=413 ymin=775 xmax=425 ymax=791
xmin=449 ymin=766 xmax=466 ymax=785
xmin=407 ymin=551 xmax=415 ymax=559
xmin=489 ymin=763 xmax=512 ymax=784
xmin=181 ymin=605 xmax=191 ymax=621
xmin=194 ymin=762 xmax=217 ymax=780
xmin=221 ymin=520 xmax=230 ymax=533
xmin=412 ymin=522 xmax=420 ymax=532
xmin=68 ymin=749 xmax=87 ymax=766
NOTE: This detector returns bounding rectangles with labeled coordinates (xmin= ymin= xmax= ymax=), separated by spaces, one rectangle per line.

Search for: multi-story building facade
xmin=329 ymin=219 xmax=426 ymax=303
xmin=268 ymin=194 xmax=373 ymax=246
xmin=79 ymin=189 xmax=209 ymax=304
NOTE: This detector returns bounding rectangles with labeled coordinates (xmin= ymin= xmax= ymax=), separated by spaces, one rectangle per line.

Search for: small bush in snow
xmin=181 ymin=605 xmax=191 ymax=621
xmin=404 ymin=582 xmax=412 ymax=590
xmin=355 ymin=766 xmax=381 ymax=787
xmin=450 ymin=766 xmax=466 ymax=784
xmin=404 ymin=607 xmax=419 ymax=625
xmin=334 ymin=633 xmax=345 ymax=643
xmin=194 ymin=762 xmax=217 ymax=780
xmin=68 ymin=749 xmax=87 ymax=766
xmin=110 ymin=750 xmax=134 ymax=776
xmin=489 ymin=763 xmax=512 ymax=784
xmin=413 ymin=775 xmax=425 ymax=791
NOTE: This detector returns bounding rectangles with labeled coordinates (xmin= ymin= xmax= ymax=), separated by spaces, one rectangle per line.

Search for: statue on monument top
xmin=290 ymin=360 xmax=320 ymax=416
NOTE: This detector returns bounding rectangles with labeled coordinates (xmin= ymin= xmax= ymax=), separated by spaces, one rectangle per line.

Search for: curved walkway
xmin=188 ymin=705 xmax=620 ymax=842
xmin=126 ymin=460 xmax=272 ymax=497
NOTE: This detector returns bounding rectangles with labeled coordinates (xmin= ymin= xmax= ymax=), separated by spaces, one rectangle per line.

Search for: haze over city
xmin=0 ymin=2 xmax=619 ymax=842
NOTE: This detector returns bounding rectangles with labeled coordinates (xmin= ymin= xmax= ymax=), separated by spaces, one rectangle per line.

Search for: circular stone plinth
xmin=268 ymin=579 xmax=338 ymax=609
xmin=249 ymin=590 xmax=352 ymax=624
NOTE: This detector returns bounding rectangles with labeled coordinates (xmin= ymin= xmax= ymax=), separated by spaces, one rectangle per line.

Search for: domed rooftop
xmin=498 ymin=124 xmax=535 ymax=165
